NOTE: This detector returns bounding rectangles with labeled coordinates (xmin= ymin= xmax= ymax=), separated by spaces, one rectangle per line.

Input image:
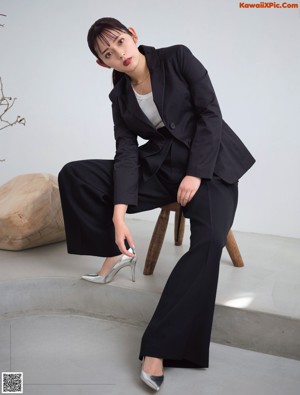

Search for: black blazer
xmin=109 ymin=44 xmax=255 ymax=205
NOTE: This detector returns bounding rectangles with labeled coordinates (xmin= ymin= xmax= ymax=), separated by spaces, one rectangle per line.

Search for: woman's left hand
xmin=177 ymin=176 xmax=201 ymax=206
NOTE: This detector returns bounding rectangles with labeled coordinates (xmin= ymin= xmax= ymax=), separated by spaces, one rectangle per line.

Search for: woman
xmin=58 ymin=17 xmax=255 ymax=391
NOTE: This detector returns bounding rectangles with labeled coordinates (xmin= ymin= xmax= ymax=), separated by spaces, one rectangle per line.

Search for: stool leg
xmin=174 ymin=210 xmax=185 ymax=246
xmin=144 ymin=209 xmax=170 ymax=275
xmin=226 ymin=230 xmax=244 ymax=267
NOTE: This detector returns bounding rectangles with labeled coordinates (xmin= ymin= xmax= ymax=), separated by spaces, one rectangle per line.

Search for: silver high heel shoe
xmin=81 ymin=248 xmax=137 ymax=284
xmin=140 ymin=359 xmax=164 ymax=391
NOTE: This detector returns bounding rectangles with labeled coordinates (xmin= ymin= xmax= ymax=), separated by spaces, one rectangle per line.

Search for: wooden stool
xmin=143 ymin=202 xmax=244 ymax=275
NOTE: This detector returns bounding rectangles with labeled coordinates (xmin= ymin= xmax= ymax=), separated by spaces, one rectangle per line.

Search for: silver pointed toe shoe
xmin=140 ymin=361 xmax=164 ymax=391
xmin=81 ymin=248 xmax=137 ymax=284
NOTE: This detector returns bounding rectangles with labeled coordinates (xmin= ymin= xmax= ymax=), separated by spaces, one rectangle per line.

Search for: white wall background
xmin=1 ymin=0 xmax=299 ymax=238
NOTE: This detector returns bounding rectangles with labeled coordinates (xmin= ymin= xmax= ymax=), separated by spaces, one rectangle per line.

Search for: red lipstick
xmin=123 ymin=57 xmax=132 ymax=66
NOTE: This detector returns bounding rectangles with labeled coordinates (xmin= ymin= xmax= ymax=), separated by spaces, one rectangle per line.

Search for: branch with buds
xmin=0 ymin=14 xmax=26 ymax=131
xmin=0 ymin=14 xmax=26 ymax=162
xmin=0 ymin=77 xmax=26 ymax=131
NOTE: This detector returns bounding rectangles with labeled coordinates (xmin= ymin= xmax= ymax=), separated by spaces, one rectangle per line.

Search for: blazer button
xmin=170 ymin=122 xmax=176 ymax=130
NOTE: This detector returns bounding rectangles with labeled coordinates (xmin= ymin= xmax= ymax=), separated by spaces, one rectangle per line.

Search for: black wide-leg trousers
xmin=58 ymin=140 xmax=238 ymax=369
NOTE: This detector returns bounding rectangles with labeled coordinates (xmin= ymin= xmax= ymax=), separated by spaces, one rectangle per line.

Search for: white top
xmin=133 ymin=90 xmax=165 ymax=129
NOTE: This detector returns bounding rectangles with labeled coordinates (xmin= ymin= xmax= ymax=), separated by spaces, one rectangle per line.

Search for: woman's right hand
xmin=113 ymin=204 xmax=135 ymax=256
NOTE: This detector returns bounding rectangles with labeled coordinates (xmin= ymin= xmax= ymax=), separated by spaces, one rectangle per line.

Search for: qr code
xmin=1 ymin=372 xmax=23 ymax=394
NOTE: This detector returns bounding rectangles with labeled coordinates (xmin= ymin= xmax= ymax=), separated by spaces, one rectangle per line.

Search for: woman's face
xmin=95 ymin=29 xmax=140 ymax=73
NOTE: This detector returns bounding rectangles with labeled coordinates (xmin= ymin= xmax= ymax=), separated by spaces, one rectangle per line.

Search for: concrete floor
xmin=1 ymin=218 xmax=300 ymax=394
xmin=1 ymin=314 xmax=300 ymax=395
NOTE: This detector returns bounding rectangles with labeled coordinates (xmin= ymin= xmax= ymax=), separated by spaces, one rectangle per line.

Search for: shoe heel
xmin=130 ymin=258 xmax=137 ymax=282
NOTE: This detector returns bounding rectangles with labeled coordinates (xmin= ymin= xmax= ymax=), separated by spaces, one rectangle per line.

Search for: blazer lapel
xmin=141 ymin=45 xmax=165 ymax=120
xmin=109 ymin=45 xmax=166 ymax=134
